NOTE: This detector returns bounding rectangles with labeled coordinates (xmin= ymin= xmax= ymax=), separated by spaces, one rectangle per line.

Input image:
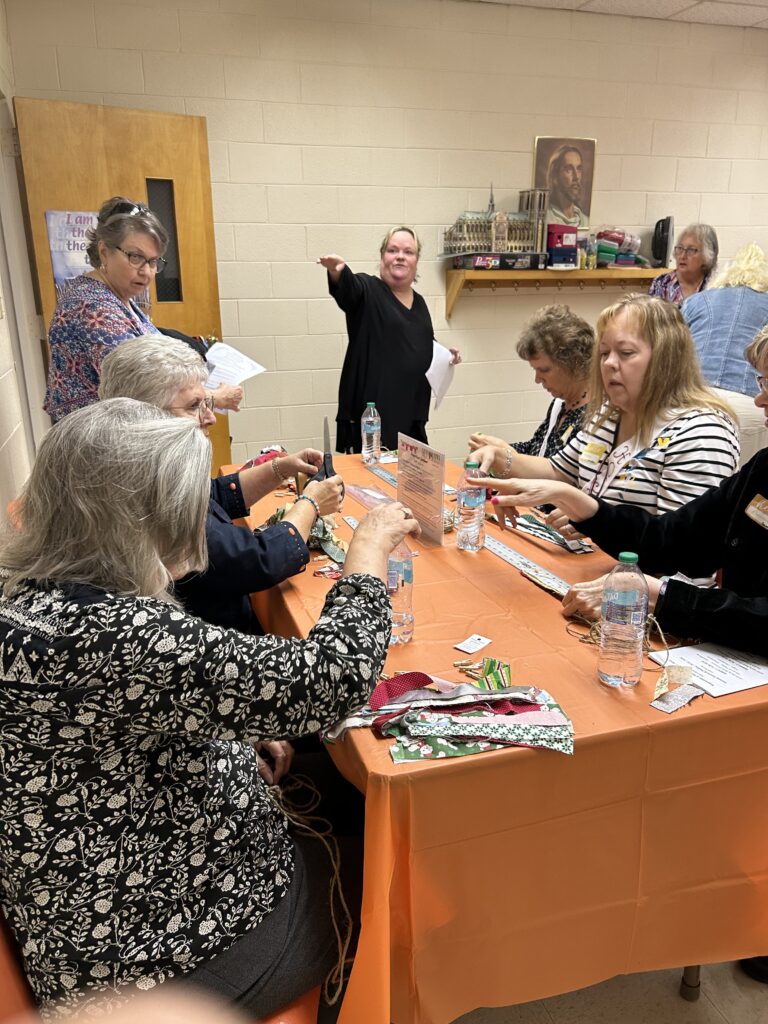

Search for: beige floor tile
xmin=536 ymin=968 xmax=727 ymax=1024
xmin=449 ymin=961 xmax=768 ymax=1024
xmin=702 ymin=961 xmax=768 ymax=1024
xmin=452 ymin=1001 xmax=553 ymax=1024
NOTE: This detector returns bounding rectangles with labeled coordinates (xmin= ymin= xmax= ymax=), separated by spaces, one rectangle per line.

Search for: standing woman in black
xmin=319 ymin=227 xmax=460 ymax=453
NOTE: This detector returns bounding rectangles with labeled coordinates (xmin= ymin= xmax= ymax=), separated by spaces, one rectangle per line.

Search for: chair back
xmin=0 ymin=914 xmax=36 ymax=1021
xmin=259 ymin=985 xmax=320 ymax=1024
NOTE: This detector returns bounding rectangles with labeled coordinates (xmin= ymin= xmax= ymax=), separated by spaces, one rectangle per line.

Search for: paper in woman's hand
xmin=205 ymin=342 xmax=266 ymax=387
xmin=427 ymin=341 xmax=455 ymax=410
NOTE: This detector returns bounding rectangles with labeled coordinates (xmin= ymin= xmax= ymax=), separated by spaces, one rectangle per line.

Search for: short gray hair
xmin=679 ymin=223 xmax=719 ymax=276
xmin=99 ymin=335 xmax=208 ymax=409
xmin=86 ymin=196 xmax=169 ymax=268
xmin=0 ymin=398 xmax=210 ymax=600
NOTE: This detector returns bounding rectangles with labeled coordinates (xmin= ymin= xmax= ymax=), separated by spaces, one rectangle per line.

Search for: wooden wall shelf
xmin=445 ymin=267 xmax=666 ymax=320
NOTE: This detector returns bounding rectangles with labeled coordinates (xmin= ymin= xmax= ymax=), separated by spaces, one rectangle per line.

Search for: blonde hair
xmin=709 ymin=243 xmax=768 ymax=292
xmin=588 ymin=294 xmax=735 ymax=447
xmin=0 ymin=399 xmax=210 ymax=600
xmin=379 ymin=226 xmax=421 ymax=259
xmin=744 ymin=324 xmax=768 ymax=371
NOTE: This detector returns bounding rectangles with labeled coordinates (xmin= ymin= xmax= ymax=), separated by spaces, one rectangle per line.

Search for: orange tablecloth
xmin=227 ymin=456 xmax=768 ymax=1024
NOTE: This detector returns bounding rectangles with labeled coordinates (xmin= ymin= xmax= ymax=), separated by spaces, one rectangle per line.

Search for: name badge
xmin=745 ymin=493 xmax=768 ymax=530
xmin=582 ymin=441 xmax=607 ymax=466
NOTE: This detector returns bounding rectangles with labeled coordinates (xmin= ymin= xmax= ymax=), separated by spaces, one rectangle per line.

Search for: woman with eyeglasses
xmin=648 ymin=223 xmax=719 ymax=306
xmin=43 ymin=196 xmax=242 ymax=422
xmin=470 ymin=294 xmax=739 ymax=551
xmin=475 ymin=326 xmax=768 ymax=664
xmin=99 ymin=334 xmax=344 ymax=642
xmin=682 ymin=243 xmax=768 ymax=465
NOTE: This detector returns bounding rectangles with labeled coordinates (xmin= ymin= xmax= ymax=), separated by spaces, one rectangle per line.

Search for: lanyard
xmin=537 ymin=399 xmax=565 ymax=458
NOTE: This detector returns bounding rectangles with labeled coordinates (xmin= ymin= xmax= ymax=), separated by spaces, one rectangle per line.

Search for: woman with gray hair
xmin=649 ymin=222 xmax=718 ymax=305
xmin=43 ymin=196 xmax=241 ymax=422
xmin=0 ymin=397 xmax=418 ymax=1018
xmin=468 ymin=304 xmax=594 ymax=460
xmin=99 ymin=334 xmax=344 ymax=641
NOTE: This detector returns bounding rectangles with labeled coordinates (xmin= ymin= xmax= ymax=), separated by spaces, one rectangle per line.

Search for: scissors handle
xmin=310 ymin=453 xmax=345 ymax=497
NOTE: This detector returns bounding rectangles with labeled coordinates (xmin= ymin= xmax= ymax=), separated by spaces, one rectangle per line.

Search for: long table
xmin=231 ymin=456 xmax=768 ymax=1024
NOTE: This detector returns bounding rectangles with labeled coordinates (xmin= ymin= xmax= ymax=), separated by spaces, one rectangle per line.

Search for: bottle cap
xmin=465 ymin=460 xmax=479 ymax=468
xmin=618 ymin=551 xmax=639 ymax=564
xmin=366 ymin=401 xmax=375 ymax=407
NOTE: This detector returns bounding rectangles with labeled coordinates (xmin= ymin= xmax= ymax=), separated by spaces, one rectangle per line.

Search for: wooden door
xmin=13 ymin=96 xmax=231 ymax=470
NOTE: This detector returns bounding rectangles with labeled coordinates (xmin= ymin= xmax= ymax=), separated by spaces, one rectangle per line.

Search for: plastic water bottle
xmin=455 ymin=461 xmax=486 ymax=552
xmin=597 ymin=552 xmax=649 ymax=688
xmin=386 ymin=549 xmax=414 ymax=644
xmin=361 ymin=402 xmax=381 ymax=464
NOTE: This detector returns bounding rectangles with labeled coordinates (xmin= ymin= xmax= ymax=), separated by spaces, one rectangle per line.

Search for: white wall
xmin=5 ymin=0 xmax=768 ymax=462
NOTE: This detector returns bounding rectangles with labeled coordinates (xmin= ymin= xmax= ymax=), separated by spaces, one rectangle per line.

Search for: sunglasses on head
xmin=99 ymin=201 xmax=150 ymax=223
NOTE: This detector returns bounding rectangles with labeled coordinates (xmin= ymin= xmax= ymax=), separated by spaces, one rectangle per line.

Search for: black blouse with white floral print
xmin=0 ymin=570 xmax=390 ymax=1016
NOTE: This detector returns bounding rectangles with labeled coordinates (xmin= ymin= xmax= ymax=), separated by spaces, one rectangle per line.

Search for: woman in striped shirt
xmin=471 ymin=294 xmax=740 ymax=536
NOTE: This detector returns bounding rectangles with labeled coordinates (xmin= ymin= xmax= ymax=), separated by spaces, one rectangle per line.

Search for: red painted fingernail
xmin=491 ymin=496 xmax=499 ymax=505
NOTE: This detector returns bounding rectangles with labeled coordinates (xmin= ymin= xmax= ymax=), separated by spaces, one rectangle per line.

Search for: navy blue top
xmin=175 ymin=472 xmax=309 ymax=634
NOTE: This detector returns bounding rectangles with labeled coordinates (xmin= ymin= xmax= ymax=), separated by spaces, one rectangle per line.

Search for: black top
xmin=511 ymin=399 xmax=586 ymax=458
xmin=329 ymin=267 xmax=434 ymax=453
xmin=0 ymin=569 xmax=389 ymax=1014
xmin=574 ymin=449 xmax=768 ymax=656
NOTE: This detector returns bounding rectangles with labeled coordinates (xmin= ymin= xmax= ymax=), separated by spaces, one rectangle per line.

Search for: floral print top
xmin=44 ymin=276 xmax=160 ymax=422
xmin=511 ymin=399 xmax=586 ymax=459
xmin=0 ymin=571 xmax=390 ymax=1016
xmin=648 ymin=270 xmax=708 ymax=307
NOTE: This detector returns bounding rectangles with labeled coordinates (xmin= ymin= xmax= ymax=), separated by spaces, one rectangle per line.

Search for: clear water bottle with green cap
xmin=361 ymin=402 xmax=381 ymax=464
xmin=455 ymin=460 xmax=486 ymax=552
xmin=597 ymin=552 xmax=649 ymax=687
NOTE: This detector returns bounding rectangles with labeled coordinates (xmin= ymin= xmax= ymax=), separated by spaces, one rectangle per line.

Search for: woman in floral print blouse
xmin=0 ymin=398 xmax=418 ymax=1018
xmin=43 ymin=196 xmax=242 ymax=422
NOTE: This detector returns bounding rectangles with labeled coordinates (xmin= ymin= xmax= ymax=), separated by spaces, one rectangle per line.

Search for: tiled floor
xmin=453 ymin=963 xmax=768 ymax=1024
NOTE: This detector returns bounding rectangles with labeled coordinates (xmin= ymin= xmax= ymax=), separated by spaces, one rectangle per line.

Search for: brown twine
xmin=266 ymin=773 xmax=353 ymax=1007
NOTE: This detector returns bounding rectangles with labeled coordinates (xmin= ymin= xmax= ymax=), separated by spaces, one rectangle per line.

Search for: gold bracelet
xmin=271 ymin=457 xmax=288 ymax=483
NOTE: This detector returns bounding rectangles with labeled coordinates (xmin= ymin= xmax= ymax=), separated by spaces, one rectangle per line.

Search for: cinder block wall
xmin=5 ymin=0 xmax=768 ymax=462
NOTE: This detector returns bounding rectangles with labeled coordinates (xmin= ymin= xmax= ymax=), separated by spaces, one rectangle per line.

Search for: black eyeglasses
xmin=673 ymin=245 xmax=700 ymax=257
xmin=756 ymin=375 xmax=768 ymax=395
xmin=114 ymin=245 xmax=167 ymax=273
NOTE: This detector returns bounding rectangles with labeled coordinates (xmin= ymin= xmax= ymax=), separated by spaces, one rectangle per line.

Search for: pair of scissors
xmin=310 ymin=416 xmax=344 ymax=497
